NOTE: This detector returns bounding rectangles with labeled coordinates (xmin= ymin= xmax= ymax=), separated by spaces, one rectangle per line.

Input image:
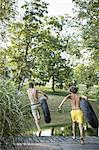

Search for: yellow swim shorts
xmin=70 ymin=109 xmax=84 ymax=124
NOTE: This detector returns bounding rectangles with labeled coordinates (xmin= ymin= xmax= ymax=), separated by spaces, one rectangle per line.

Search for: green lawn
xmin=22 ymin=85 xmax=99 ymax=135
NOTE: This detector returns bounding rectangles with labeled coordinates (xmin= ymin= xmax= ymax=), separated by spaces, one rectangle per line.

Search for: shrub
xmin=0 ymin=77 xmax=26 ymax=148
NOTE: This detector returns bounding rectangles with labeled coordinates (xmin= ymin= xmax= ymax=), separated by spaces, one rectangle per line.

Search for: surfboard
xmin=39 ymin=96 xmax=51 ymax=123
xmin=80 ymin=98 xmax=98 ymax=128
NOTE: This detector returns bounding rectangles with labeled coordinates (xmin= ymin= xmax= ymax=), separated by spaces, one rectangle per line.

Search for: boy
xmin=58 ymin=85 xmax=87 ymax=144
xmin=27 ymin=82 xmax=48 ymax=136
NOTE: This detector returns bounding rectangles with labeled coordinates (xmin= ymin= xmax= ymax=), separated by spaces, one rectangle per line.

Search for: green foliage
xmin=5 ymin=0 xmax=48 ymax=89
xmin=6 ymin=13 xmax=76 ymax=90
xmin=0 ymin=0 xmax=82 ymax=91
xmin=96 ymin=86 xmax=99 ymax=99
xmin=32 ymin=16 xmax=76 ymax=91
xmin=74 ymin=64 xmax=98 ymax=94
xmin=1 ymin=0 xmax=98 ymax=93
xmin=73 ymin=0 xmax=99 ymax=66
xmin=54 ymin=125 xmax=72 ymax=136
xmin=0 ymin=0 xmax=16 ymax=20
xmin=0 ymin=0 xmax=17 ymax=45
xmin=0 ymin=77 xmax=25 ymax=137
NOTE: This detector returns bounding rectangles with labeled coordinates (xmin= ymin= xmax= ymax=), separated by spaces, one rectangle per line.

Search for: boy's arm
xmin=37 ymin=90 xmax=48 ymax=99
xmin=58 ymin=95 xmax=70 ymax=109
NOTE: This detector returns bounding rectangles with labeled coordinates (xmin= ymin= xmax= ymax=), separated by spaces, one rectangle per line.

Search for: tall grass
xmin=0 ymin=77 xmax=28 ymax=148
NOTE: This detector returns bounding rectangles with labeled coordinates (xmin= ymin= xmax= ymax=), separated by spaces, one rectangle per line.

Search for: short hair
xmin=29 ymin=83 xmax=34 ymax=88
xmin=69 ymin=86 xmax=78 ymax=94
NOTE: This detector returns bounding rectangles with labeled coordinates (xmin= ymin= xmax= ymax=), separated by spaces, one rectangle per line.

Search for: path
xmin=11 ymin=136 xmax=99 ymax=150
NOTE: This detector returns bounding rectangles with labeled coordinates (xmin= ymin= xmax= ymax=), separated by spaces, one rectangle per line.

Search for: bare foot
xmin=80 ymin=138 xmax=85 ymax=145
xmin=72 ymin=136 xmax=76 ymax=140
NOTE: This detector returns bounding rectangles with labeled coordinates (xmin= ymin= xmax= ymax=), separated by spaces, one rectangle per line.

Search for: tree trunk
xmin=18 ymin=75 xmax=25 ymax=90
xmin=52 ymin=70 xmax=55 ymax=92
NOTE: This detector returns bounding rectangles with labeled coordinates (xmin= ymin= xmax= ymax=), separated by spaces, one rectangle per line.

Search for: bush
xmin=0 ymin=77 xmax=26 ymax=147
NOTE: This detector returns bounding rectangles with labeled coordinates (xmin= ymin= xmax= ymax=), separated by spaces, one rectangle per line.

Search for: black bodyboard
xmin=39 ymin=97 xmax=51 ymax=123
xmin=80 ymin=99 xmax=98 ymax=128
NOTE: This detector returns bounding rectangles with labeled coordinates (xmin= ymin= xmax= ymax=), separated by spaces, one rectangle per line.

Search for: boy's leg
xmin=71 ymin=111 xmax=76 ymax=139
xmin=72 ymin=122 xmax=76 ymax=139
xmin=34 ymin=117 xmax=42 ymax=136
xmin=79 ymin=123 xmax=84 ymax=144
xmin=37 ymin=108 xmax=41 ymax=120
xmin=77 ymin=109 xmax=85 ymax=144
xmin=34 ymin=117 xmax=41 ymax=131
xmin=35 ymin=109 xmax=41 ymax=132
xmin=31 ymin=106 xmax=42 ymax=136
xmin=79 ymin=123 xmax=83 ymax=139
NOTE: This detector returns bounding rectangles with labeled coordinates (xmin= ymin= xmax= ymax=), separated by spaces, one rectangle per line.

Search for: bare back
xmin=70 ymin=93 xmax=80 ymax=110
xmin=27 ymin=88 xmax=39 ymax=105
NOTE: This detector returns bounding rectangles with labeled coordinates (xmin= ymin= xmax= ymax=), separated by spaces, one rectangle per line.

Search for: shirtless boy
xmin=58 ymin=85 xmax=87 ymax=144
xmin=27 ymin=82 xmax=48 ymax=136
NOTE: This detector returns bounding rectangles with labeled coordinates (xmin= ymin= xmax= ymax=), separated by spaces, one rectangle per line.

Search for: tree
xmin=0 ymin=0 xmax=17 ymax=82
xmin=73 ymin=0 xmax=99 ymax=70
xmin=0 ymin=0 xmax=17 ymax=43
xmin=6 ymin=0 xmax=48 ymax=89
xmin=0 ymin=0 xmax=84 ymax=91
xmin=74 ymin=64 xmax=98 ymax=93
xmin=0 ymin=0 xmax=16 ymax=20
xmin=33 ymin=16 xmax=74 ymax=91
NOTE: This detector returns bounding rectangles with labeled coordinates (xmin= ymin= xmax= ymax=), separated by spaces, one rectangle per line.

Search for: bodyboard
xmin=80 ymin=99 xmax=98 ymax=128
xmin=39 ymin=96 xmax=51 ymax=123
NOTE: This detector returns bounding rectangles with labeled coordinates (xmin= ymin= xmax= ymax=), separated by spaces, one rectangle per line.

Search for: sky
xmin=43 ymin=0 xmax=74 ymax=16
xmin=17 ymin=0 xmax=74 ymax=16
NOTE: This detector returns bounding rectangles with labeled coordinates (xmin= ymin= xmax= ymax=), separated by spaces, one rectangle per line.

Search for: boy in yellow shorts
xmin=58 ymin=85 xmax=87 ymax=144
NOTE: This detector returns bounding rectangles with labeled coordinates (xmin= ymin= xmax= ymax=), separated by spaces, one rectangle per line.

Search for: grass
xmin=22 ymin=84 xmax=99 ymax=135
xmin=36 ymin=86 xmax=69 ymax=96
